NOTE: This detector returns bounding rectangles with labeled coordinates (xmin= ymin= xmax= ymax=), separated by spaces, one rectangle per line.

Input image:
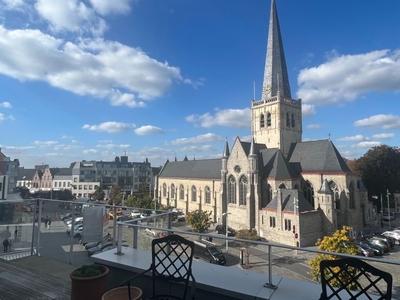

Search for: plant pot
xmin=102 ymin=286 xmax=143 ymax=300
xmin=70 ymin=265 xmax=109 ymax=300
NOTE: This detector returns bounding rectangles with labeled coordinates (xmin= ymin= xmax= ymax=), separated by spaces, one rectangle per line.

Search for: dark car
xmin=215 ymin=225 xmax=236 ymax=236
xmin=356 ymin=240 xmax=383 ymax=256
xmin=87 ymin=242 xmax=114 ymax=256
xmin=194 ymin=241 xmax=226 ymax=265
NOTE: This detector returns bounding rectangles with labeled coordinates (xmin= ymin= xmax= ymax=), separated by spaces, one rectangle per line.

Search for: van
xmin=193 ymin=240 xmax=226 ymax=265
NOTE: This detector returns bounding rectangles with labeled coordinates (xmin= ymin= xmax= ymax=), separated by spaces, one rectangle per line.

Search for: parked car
xmin=67 ymin=223 xmax=83 ymax=234
xmin=130 ymin=210 xmax=141 ymax=218
xmin=116 ymin=215 xmax=131 ymax=222
xmin=194 ymin=240 xmax=226 ymax=265
xmin=215 ymin=225 xmax=236 ymax=236
xmin=176 ymin=213 xmax=186 ymax=222
xmin=87 ymin=242 xmax=114 ymax=256
xmin=372 ymin=234 xmax=395 ymax=248
xmin=368 ymin=238 xmax=390 ymax=253
xmin=65 ymin=217 xmax=83 ymax=225
xmin=381 ymin=231 xmax=400 ymax=244
xmin=60 ymin=213 xmax=72 ymax=220
xmin=356 ymin=244 xmax=374 ymax=257
xmin=356 ymin=240 xmax=383 ymax=256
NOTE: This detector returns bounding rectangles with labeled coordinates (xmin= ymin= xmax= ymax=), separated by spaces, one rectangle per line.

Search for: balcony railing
xmin=1 ymin=197 xmax=400 ymax=299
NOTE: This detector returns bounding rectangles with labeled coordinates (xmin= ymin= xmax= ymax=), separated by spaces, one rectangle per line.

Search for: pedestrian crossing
xmin=0 ymin=248 xmax=36 ymax=261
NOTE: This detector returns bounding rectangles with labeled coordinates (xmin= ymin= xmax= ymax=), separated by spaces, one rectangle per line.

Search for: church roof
xmin=288 ymin=140 xmax=351 ymax=173
xmin=266 ymin=189 xmax=314 ymax=213
xmin=239 ymin=140 xmax=267 ymax=157
xmin=262 ymin=0 xmax=292 ymax=100
xmin=158 ymin=158 xmax=221 ymax=180
xmin=260 ymin=148 xmax=297 ymax=179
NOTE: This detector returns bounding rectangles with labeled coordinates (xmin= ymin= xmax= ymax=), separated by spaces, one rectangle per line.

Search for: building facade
xmin=156 ymin=0 xmax=374 ymax=246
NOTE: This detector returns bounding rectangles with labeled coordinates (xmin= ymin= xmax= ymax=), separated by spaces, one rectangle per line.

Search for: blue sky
xmin=0 ymin=0 xmax=399 ymax=169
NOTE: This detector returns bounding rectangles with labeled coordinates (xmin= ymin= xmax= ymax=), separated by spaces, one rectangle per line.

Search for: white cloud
xmin=337 ymin=135 xmax=366 ymax=142
xmin=372 ymin=133 xmax=395 ymax=139
xmin=307 ymin=124 xmax=320 ymax=129
xmin=354 ymin=114 xmax=400 ymax=129
xmin=0 ymin=113 xmax=4 ymax=121
xmin=35 ymin=0 xmax=107 ymax=36
xmin=298 ymin=50 xmax=400 ymax=105
xmin=82 ymin=122 xmax=134 ymax=133
xmin=170 ymin=133 xmax=223 ymax=146
xmin=89 ymin=0 xmax=131 ymax=16
xmin=134 ymin=125 xmax=164 ymax=136
xmin=0 ymin=26 xmax=188 ymax=107
xmin=33 ymin=140 xmax=58 ymax=147
xmin=96 ymin=143 xmax=131 ymax=149
xmin=1 ymin=0 xmax=26 ymax=11
xmin=0 ymin=102 xmax=11 ymax=108
xmin=83 ymin=148 xmax=99 ymax=154
xmin=302 ymin=104 xmax=315 ymax=117
xmin=179 ymin=145 xmax=217 ymax=153
xmin=352 ymin=141 xmax=382 ymax=148
xmin=186 ymin=108 xmax=250 ymax=128
xmin=54 ymin=144 xmax=82 ymax=151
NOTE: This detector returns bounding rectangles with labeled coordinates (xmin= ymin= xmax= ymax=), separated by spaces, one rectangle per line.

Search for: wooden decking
xmin=0 ymin=257 xmax=71 ymax=300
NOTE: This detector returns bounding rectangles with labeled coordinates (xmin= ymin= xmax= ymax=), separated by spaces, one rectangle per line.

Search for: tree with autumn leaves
xmin=308 ymin=226 xmax=361 ymax=289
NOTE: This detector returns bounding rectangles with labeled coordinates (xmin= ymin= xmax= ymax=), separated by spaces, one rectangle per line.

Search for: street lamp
xmin=387 ymin=189 xmax=391 ymax=229
xmin=222 ymin=211 xmax=231 ymax=252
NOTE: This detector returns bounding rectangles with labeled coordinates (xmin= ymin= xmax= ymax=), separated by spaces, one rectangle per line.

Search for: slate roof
xmin=288 ymin=140 xmax=351 ymax=173
xmin=158 ymin=158 xmax=221 ymax=180
xmin=266 ymin=189 xmax=314 ymax=213
xmin=17 ymin=167 xmax=37 ymax=181
xmin=260 ymin=148 xmax=297 ymax=179
xmin=239 ymin=141 xmax=267 ymax=157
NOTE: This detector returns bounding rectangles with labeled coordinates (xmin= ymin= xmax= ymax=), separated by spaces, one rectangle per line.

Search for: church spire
xmin=262 ymin=0 xmax=292 ymax=100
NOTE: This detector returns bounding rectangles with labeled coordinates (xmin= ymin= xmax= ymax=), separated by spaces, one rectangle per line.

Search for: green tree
xmin=308 ymin=226 xmax=360 ymax=289
xmin=93 ymin=186 xmax=105 ymax=201
xmin=186 ymin=210 xmax=213 ymax=234
xmin=235 ymin=229 xmax=261 ymax=267
xmin=58 ymin=189 xmax=73 ymax=200
xmin=109 ymin=185 xmax=122 ymax=206
xmin=355 ymin=145 xmax=400 ymax=208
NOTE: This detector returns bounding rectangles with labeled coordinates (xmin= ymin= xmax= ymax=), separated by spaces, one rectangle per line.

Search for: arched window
xmin=260 ymin=114 xmax=265 ymax=128
xmin=228 ymin=176 xmax=236 ymax=204
xmin=179 ymin=185 xmax=184 ymax=200
xmin=349 ymin=182 xmax=355 ymax=209
xmin=329 ymin=181 xmax=340 ymax=210
xmin=286 ymin=112 xmax=290 ymax=127
xmin=278 ymin=183 xmax=287 ymax=189
xmin=294 ymin=184 xmax=299 ymax=190
xmin=205 ymin=186 xmax=211 ymax=204
xmin=267 ymin=112 xmax=271 ymax=126
xmin=291 ymin=113 xmax=295 ymax=127
xmin=303 ymin=181 xmax=315 ymax=208
xmin=191 ymin=186 xmax=197 ymax=202
xmin=239 ymin=176 xmax=248 ymax=206
xmin=162 ymin=183 xmax=167 ymax=197
xmin=171 ymin=184 xmax=175 ymax=199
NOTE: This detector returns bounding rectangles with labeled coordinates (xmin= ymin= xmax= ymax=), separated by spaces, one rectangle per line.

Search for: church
xmin=156 ymin=0 xmax=374 ymax=247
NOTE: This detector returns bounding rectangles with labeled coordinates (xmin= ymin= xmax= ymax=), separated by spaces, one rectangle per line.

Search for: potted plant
xmin=70 ymin=264 xmax=109 ymax=300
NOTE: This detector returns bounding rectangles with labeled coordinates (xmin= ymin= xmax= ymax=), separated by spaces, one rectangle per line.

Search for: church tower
xmin=251 ymin=0 xmax=302 ymax=158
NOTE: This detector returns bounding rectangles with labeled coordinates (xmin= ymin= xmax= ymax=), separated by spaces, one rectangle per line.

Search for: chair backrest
xmin=319 ymin=257 xmax=392 ymax=300
xmin=151 ymin=234 xmax=195 ymax=299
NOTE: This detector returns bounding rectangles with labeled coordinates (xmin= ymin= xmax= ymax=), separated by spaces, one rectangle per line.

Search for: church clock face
xmin=234 ymin=165 xmax=241 ymax=173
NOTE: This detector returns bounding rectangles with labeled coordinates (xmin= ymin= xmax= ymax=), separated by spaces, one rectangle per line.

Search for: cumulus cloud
xmin=0 ymin=102 xmax=12 ymax=108
xmin=96 ymin=143 xmax=131 ymax=149
xmin=170 ymin=133 xmax=223 ymax=146
xmin=134 ymin=125 xmax=165 ymax=135
xmin=298 ymin=50 xmax=400 ymax=105
xmin=83 ymin=148 xmax=99 ymax=154
xmin=354 ymin=114 xmax=400 ymax=129
xmin=372 ymin=133 xmax=395 ymax=139
xmin=1 ymin=0 xmax=26 ymax=11
xmin=302 ymin=104 xmax=315 ymax=117
xmin=179 ymin=145 xmax=217 ymax=153
xmin=186 ymin=108 xmax=250 ymax=128
xmin=35 ymin=0 xmax=107 ymax=36
xmin=89 ymin=0 xmax=131 ymax=16
xmin=337 ymin=135 xmax=366 ymax=142
xmin=0 ymin=26 xmax=189 ymax=107
xmin=352 ymin=141 xmax=382 ymax=148
xmin=82 ymin=122 xmax=134 ymax=133
xmin=307 ymin=124 xmax=320 ymax=129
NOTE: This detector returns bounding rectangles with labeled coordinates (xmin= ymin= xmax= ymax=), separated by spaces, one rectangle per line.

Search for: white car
xmin=130 ymin=210 xmax=141 ymax=218
xmin=66 ymin=217 xmax=83 ymax=225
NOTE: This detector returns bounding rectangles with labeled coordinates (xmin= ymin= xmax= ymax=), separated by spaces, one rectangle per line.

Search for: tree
xmin=308 ymin=226 xmax=360 ymax=289
xmin=235 ymin=229 xmax=261 ymax=268
xmin=58 ymin=189 xmax=73 ymax=200
xmin=93 ymin=186 xmax=105 ymax=201
xmin=355 ymin=145 xmax=400 ymax=207
xmin=109 ymin=185 xmax=123 ymax=206
xmin=185 ymin=210 xmax=213 ymax=234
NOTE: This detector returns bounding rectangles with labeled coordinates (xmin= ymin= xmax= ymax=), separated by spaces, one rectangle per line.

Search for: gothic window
xmin=278 ymin=183 xmax=287 ymax=189
xmin=171 ymin=184 xmax=175 ymax=199
xmin=291 ymin=113 xmax=295 ymax=127
xmin=228 ymin=176 xmax=237 ymax=204
xmin=179 ymin=185 xmax=184 ymax=200
xmin=286 ymin=112 xmax=290 ymax=127
xmin=260 ymin=114 xmax=265 ymax=128
xmin=261 ymin=182 xmax=272 ymax=208
xmin=269 ymin=216 xmax=276 ymax=228
xmin=239 ymin=176 xmax=248 ymax=206
xmin=284 ymin=219 xmax=292 ymax=231
xmin=205 ymin=186 xmax=211 ymax=204
xmin=191 ymin=186 xmax=197 ymax=202
xmin=349 ymin=182 xmax=355 ymax=209
xmin=329 ymin=181 xmax=340 ymax=210
xmin=303 ymin=181 xmax=315 ymax=208
xmin=162 ymin=183 xmax=167 ymax=197
xmin=267 ymin=112 xmax=271 ymax=126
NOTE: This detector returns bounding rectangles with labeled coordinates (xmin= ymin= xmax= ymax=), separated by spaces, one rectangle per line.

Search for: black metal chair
xmin=119 ymin=234 xmax=196 ymax=300
xmin=319 ymin=257 xmax=392 ymax=300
